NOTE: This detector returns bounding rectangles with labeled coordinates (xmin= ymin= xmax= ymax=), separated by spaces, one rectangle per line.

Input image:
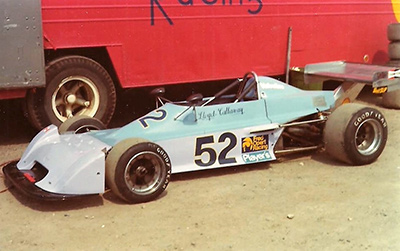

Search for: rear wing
xmin=305 ymin=61 xmax=400 ymax=92
xmin=304 ymin=61 xmax=400 ymax=108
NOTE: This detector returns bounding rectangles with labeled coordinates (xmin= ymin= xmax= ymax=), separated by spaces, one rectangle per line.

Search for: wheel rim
xmin=124 ymin=151 xmax=165 ymax=195
xmin=51 ymin=76 xmax=100 ymax=122
xmin=355 ymin=118 xmax=383 ymax=156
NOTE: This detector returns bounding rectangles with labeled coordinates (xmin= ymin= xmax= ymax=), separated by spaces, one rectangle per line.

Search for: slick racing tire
xmin=386 ymin=60 xmax=400 ymax=68
xmin=58 ymin=115 xmax=106 ymax=134
xmin=387 ymin=23 xmax=400 ymax=41
xmin=388 ymin=42 xmax=400 ymax=60
xmin=105 ymin=139 xmax=171 ymax=203
xmin=382 ymin=89 xmax=400 ymax=109
xmin=25 ymin=56 xmax=116 ymax=130
xmin=324 ymin=103 xmax=388 ymax=165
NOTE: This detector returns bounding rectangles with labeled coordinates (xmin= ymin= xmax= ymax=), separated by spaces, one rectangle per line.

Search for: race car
xmin=3 ymin=72 xmax=389 ymax=203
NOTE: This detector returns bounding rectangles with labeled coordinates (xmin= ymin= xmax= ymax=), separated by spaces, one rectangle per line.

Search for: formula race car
xmin=3 ymin=72 xmax=389 ymax=203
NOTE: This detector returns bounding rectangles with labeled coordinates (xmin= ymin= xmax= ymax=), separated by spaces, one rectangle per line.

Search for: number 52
xmin=194 ymin=132 xmax=237 ymax=167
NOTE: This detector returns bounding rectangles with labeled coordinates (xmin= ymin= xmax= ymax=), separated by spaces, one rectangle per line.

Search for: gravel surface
xmin=0 ymin=90 xmax=399 ymax=250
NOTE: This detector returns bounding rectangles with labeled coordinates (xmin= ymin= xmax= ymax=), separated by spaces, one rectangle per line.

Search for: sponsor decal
xmin=313 ymin=96 xmax=327 ymax=107
xmin=372 ymin=87 xmax=388 ymax=94
xmin=260 ymin=82 xmax=285 ymax=90
xmin=241 ymin=134 xmax=271 ymax=163
xmin=353 ymin=110 xmax=387 ymax=128
xmin=242 ymin=135 xmax=268 ymax=153
xmin=242 ymin=151 xmax=272 ymax=163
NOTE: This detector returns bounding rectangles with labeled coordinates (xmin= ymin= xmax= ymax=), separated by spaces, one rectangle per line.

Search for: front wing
xmin=3 ymin=161 xmax=88 ymax=200
xmin=3 ymin=125 xmax=112 ymax=199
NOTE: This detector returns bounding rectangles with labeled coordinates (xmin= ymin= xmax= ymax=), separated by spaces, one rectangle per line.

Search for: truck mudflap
xmin=3 ymin=161 xmax=87 ymax=200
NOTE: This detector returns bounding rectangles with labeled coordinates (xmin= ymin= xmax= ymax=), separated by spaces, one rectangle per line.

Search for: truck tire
xmin=324 ymin=103 xmax=387 ymax=165
xmin=105 ymin=139 xmax=171 ymax=203
xmin=58 ymin=115 xmax=106 ymax=134
xmin=387 ymin=23 xmax=400 ymax=41
xmin=382 ymin=89 xmax=400 ymax=109
xmin=26 ymin=56 xmax=116 ymax=130
xmin=388 ymin=42 xmax=400 ymax=60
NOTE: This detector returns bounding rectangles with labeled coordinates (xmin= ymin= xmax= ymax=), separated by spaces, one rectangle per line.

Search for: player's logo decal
xmin=242 ymin=134 xmax=271 ymax=163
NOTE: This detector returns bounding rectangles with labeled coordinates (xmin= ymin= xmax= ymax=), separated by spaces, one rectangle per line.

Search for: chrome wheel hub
xmin=355 ymin=118 xmax=383 ymax=156
xmin=51 ymin=76 xmax=100 ymax=122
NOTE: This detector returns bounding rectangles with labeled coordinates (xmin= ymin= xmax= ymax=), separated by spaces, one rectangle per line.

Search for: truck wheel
xmin=324 ymin=103 xmax=387 ymax=165
xmin=26 ymin=56 xmax=116 ymax=130
xmin=105 ymin=139 xmax=171 ymax=203
xmin=382 ymin=89 xmax=400 ymax=109
xmin=58 ymin=115 xmax=106 ymax=134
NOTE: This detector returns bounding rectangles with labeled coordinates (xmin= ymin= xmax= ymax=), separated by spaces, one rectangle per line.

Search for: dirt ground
xmin=0 ymin=89 xmax=399 ymax=251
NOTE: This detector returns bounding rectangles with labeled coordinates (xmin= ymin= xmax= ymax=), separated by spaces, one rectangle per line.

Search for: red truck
xmin=0 ymin=0 xmax=397 ymax=129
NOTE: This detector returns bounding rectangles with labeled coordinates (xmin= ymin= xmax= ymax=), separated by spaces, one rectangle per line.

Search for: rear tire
xmin=105 ymin=139 xmax=171 ymax=203
xmin=324 ymin=103 xmax=388 ymax=165
xmin=26 ymin=56 xmax=116 ymax=130
xmin=382 ymin=89 xmax=400 ymax=109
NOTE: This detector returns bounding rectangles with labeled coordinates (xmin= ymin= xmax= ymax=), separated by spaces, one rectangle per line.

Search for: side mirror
xmin=186 ymin=93 xmax=203 ymax=122
xmin=150 ymin=87 xmax=166 ymax=108
xmin=174 ymin=93 xmax=204 ymax=121
xmin=150 ymin=87 xmax=165 ymax=97
xmin=186 ymin=93 xmax=203 ymax=106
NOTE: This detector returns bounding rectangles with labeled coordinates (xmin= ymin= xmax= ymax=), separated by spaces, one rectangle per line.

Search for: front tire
xmin=324 ymin=103 xmax=388 ymax=165
xmin=26 ymin=56 xmax=116 ymax=129
xmin=58 ymin=115 xmax=106 ymax=134
xmin=105 ymin=139 xmax=171 ymax=203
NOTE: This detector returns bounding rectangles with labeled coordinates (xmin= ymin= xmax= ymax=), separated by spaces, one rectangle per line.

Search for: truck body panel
xmin=0 ymin=0 xmax=397 ymax=128
xmin=40 ymin=0 xmax=396 ymax=88
xmin=0 ymin=0 xmax=45 ymax=90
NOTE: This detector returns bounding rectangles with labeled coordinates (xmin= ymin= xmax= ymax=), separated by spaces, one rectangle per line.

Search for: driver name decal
xmin=198 ymin=107 xmax=244 ymax=121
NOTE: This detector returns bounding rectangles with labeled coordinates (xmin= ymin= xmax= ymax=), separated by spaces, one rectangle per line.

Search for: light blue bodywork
xmin=91 ymin=77 xmax=335 ymax=146
xmin=14 ymin=76 xmax=336 ymax=195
